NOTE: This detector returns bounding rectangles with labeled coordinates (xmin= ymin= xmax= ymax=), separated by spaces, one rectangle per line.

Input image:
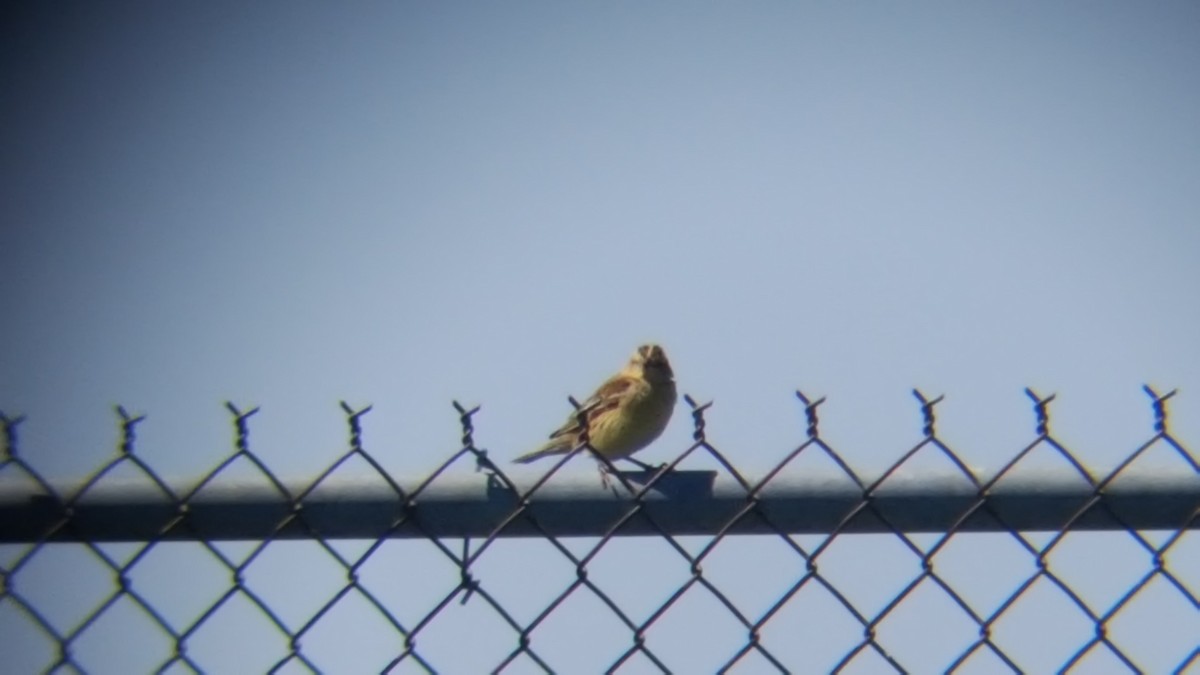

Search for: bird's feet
xmin=597 ymin=462 xmax=614 ymax=490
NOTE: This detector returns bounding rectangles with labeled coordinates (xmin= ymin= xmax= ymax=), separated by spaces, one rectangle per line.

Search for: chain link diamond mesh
xmin=1 ymin=386 xmax=1197 ymax=673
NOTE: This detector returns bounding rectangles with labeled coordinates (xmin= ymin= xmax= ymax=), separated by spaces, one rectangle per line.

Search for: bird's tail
xmin=512 ymin=439 xmax=572 ymax=464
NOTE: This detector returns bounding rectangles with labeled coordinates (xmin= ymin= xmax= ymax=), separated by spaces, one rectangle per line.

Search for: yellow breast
xmin=588 ymin=380 xmax=677 ymax=459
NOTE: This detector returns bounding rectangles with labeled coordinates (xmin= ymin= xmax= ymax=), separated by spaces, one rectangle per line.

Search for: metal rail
xmin=3 ymin=467 xmax=1197 ymax=542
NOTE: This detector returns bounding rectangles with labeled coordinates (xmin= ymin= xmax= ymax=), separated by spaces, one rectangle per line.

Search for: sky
xmin=2 ymin=2 xmax=1199 ymax=673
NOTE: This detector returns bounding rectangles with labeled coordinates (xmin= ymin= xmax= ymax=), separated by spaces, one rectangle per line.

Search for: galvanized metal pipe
xmin=1 ymin=467 xmax=1197 ymax=542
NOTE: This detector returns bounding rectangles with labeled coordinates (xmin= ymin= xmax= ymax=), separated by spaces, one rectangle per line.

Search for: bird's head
xmin=629 ymin=344 xmax=673 ymax=383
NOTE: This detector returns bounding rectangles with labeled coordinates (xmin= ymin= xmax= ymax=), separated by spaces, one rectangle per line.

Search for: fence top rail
xmin=2 ymin=467 xmax=1197 ymax=542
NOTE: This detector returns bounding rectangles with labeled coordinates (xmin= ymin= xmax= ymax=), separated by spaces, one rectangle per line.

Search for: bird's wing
xmin=547 ymin=375 xmax=637 ymax=440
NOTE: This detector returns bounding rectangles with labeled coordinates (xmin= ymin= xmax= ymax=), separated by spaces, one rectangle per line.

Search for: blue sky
xmin=2 ymin=2 xmax=1199 ymax=672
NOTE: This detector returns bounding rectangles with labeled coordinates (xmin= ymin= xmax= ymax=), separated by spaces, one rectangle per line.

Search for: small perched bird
xmin=514 ymin=344 xmax=677 ymax=470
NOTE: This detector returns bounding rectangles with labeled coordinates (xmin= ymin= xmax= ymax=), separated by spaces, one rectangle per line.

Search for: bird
xmin=514 ymin=344 xmax=677 ymax=472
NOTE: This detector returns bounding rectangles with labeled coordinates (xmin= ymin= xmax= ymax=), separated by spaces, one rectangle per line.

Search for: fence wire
xmin=1 ymin=386 xmax=1197 ymax=674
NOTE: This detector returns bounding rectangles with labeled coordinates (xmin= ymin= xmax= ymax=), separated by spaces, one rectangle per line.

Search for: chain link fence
xmin=1 ymin=386 xmax=1197 ymax=673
